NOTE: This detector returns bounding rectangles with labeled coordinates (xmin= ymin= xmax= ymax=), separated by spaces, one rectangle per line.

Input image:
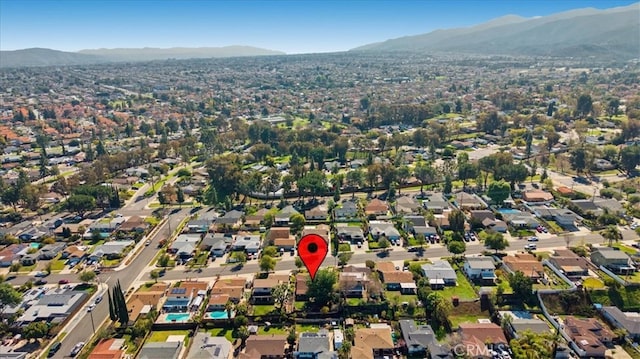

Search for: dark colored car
xmin=47 ymin=342 xmax=61 ymax=357
xmin=34 ymin=279 xmax=48 ymax=286
xmin=58 ymin=279 xmax=70 ymax=285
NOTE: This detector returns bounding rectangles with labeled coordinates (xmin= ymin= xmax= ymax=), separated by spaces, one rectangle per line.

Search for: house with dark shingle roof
xmin=399 ymin=320 xmax=452 ymax=359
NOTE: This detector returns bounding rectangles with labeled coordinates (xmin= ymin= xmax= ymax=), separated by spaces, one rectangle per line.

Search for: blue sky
xmin=0 ymin=0 xmax=636 ymax=54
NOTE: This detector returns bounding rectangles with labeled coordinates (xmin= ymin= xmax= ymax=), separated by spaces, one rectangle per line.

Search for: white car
xmin=87 ymin=304 xmax=96 ymax=312
xmin=70 ymin=342 xmax=84 ymax=357
xmin=524 ymin=243 xmax=537 ymax=251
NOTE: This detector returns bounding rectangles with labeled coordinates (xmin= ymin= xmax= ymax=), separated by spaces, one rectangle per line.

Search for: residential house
xmin=295 ymin=273 xmax=309 ymax=301
xmin=90 ymin=240 xmax=134 ymax=261
xmin=295 ymin=331 xmax=338 ymax=359
xmin=339 ymin=270 xmax=369 ymax=298
xmin=88 ymin=338 xmax=125 ymax=359
xmin=17 ymin=287 xmax=87 ymax=325
xmin=245 ymin=208 xmax=268 ymax=229
xmin=336 ymin=225 xmax=364 ymax=244
xmin=395 ymin=196 xmax=421 ymax=215
xmin=571 ymin=198 xmax=625 ymax=216
xmin=463 ymin=257 xmax=496 ymax=283
xmin=301 ymin=225 xmax=330 ymax=243
xmin=351 ymin=325 xmax=395 ymax=359
xmin=61 ymin=245 xmax=86 ymax=260
xmin=469 ymin=210 xmax=495 ymax=227
xmin=138 ymin=341 xmax=181 ymax=359
xmin=600 ymin=306 xmax=640 ymax=340
xmin=368 ymin=221 xmax=400 ymax=242
xmin=163 ymin=280 xmax=209 ymax=313
xmin=201 ymin=233 xmax=233 ymax=257
xmin=501 ymin=210 xmax=540 ymax=229
xmin=269 ymin=227 xmax=296 ymax=250
xmin=211 ymin=278 xmax=246 ymax=303
xmin=20 ymin=253 xmax=38 ymax=266
xmin=364 ymin=198 xmax=389 ymax=218
xmin=37 ymin=243 xmax=66 ymax=260
xmin=459 ymin=323 xmax=508 ymax=357
xmin=590 ymin=247 xmax=635 ymax=274
xmin=186 ymin=333 xmax=232 ymax=359
xmin=403 ymin=215 xmax=427 ymax=233
xmin=185 ymin=219 xmax=211 ymax=234
xmin=251 ymin=274 xmax=289 ymax=304
xmin=275 ymin=205 xmax=300 ymax=226
xmin=502 ymin=253 xmax=544 ymax=281
xmin=522 ymin=190 xmax=554 ymax=204
xmin=398 ymin=320 xmax=452 ymax=359
xmin=548 ymin=250 xmax=590 ymax=278
xmin=118 ymin=216 xmax=149 ymax=233
xmin=563 ymin=316 xmax=614 ymax=358
xmin=305 ymin=205 xmax=328 ymax=221
xmin=231 ymin=234 xmax=261 ymax=254
xmin=216 ymin=210 xmax=244 ymax=229
xmin=421 ymin=260 xmax=457 ymax=288
xmin=18 ymin=226 xmax=48 ymax=241
xmin=498 ymin=311 xmax=551 ymax=339
xmin=239 ymin=335 xmax=287 ymax=359
xmin=454 ymin=192 xmax=486 ymax=210
xmin=169 ymin=234 xmax=201 ymax=258
xmin=421 ymin=192 xmax=449 ymax=214
xmin=380 ymin=271 xmax=416 ymax=294
xmin=532 ymin=207 xmax=580 ymax=231
xmin=0 ymin=243 xmax=28 ymax=267
xmin=334 ymin=201 xmax=359 ymax=221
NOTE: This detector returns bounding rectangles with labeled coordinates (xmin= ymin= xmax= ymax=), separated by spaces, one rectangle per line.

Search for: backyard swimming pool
xmin=208 ymin=311 xmax=231 ymax=319
xmin=497 ymin=208 xmax=521 ymax=214
xmin=30 ymin=243 xmax=40 ymax=249
xmin=165 ymin=313 xmax=190 ymax=322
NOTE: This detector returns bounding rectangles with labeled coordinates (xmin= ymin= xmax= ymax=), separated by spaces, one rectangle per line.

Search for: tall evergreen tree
xmin=107 ymin=290 xmax=117 ymax=322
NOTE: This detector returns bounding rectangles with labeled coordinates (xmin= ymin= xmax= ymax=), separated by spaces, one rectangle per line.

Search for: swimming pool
xmin=497 ymin=208 xmax=521 ymax=214
xmin=166 ymin=313 xmax=190 ymax=322
xmin=30 ymin=243 xmax=40 ymax=249
xmin=208 ymin=311 xmax=232 ymax=319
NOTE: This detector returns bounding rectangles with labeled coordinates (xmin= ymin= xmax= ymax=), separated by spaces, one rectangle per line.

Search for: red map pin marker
xmin=298 ymin=234 xmax=328 ymax=280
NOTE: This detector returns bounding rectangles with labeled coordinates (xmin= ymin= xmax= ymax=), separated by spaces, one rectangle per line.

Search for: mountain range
xmin=0 ymin=46 xmax=285 ymax=68
xmin=351 ymin=2 xmax=639 ymax=59
xmin=1 ymin=3 xmax=638 ymax=68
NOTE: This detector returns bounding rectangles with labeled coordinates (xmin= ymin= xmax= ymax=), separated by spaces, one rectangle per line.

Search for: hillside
xmin=0 ymin=46 xmax=285 ymax=68
xmin=351 ymin=3 xmax=640 ymax=59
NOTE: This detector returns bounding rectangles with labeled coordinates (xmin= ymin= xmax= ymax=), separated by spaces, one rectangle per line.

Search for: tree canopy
xmin=306 ymin=268 xmax=337 ymax=308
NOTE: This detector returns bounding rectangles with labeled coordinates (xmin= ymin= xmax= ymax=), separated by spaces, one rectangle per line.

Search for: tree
xmin=113 ymin=280 xmax=129 ymax=326
xmin=576 ymin=94 xmax=593 ymax=117
xmin=458 ymin=162 xmax=478 ymax=190
xmin=259 ymin=255 xmax=276 ymax=273
xmin=176 ymin=187 xmax=185 ymax=206
xmin=237 ymin=325 xmax=250 ymax=347
xmin=378 ymin=237 xmax=391 ymax=249
xmin=224 ymin=299 xmax=234 ymax=325
xmin=79 ymin=270 xmax=96 ymax=283
xmin=294 ymin=256 xmax=304 ymax=270
xmin=443 ymin=175 xmax=452 ymax=194
xmin=22 ymin=321 xmax=49 ymax=339
xmin=448 ymin=210 xmax=465 ymax=234
xmin=307 ymin=268 xmax=337 ymax=307
xmin=425 ymin=292 xmax=451 ymax=329
xmin=290 ymin=213 xmax=306 ymax=235
xmin=508 ymin=271 xmax=534 ymax=304
xmin=0 ymin=283 xmax=21 ymax=315
xmin=484 ymin=231 xmax=509 ymax=253
xmin=338 ymin=252 xmax=352 ymax=267
xmin=414 ymin=161 xmax=436 ymax=193
xmin=66 ymin=194 xmax=96 ymax=216
xmin=602 ymin=225 xmax=622 ymax=247
xmin=365 ymin=260 xmax=376 ymax=270
xmin=107 ymin=289 xmax=117 ymax=322
xmin=271 ymin=282 xmax=289 ymax=314
xmin=569 ymin=147 xmax=588 ymax=175
xmin=230 ymin=251 xmax=247 ymax=266
xmin=150 ymin=270 xmax=160 ymax=283
xmin=487 ymin=180 xmax=511 ymax=205
xmin=157 ymin=253 xmax=170 ymax=267
xmin=509 ymin=330 xmax=555 ymax=359
xmin=620 ymin=145 xmax=640 ymax=175
xmin=447 ymin=240 xmax=466 ymax=257
xmin=287 ymin=326 xmax=297 ymax=346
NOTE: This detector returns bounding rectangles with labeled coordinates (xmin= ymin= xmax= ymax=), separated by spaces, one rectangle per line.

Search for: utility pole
xmin=89 ymin=310 xmax=96 ymax=335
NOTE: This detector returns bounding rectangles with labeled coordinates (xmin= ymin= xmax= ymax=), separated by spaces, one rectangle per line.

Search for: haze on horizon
xmin=1 ymin=0 xmax=636 ymax=54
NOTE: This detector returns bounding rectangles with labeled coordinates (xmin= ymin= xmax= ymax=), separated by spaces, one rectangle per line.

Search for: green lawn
xmin=385 ymin=291 xmax=419 ymax=303
xmin=438 ymin=271 xmax=478 ymax=300
xmin=102 ymin=258 xmax=122 ymax=267
xmin=583 ymin=277 xmax=605 ymax=289
xmin=208 ymin=327 xmax=235 ymax=343
xmin=338 ymin=243 xmax=351 ymax=252
xmin=296 ymin=324 xmax=322 ymax=333
xmin=259 ymin=326 xmax=288 ymax=335
xmin=294 ymin=301 xmax=306 ymax=311
xmin=346 ymin=298 xmax=366 ymax=306
xmin=148 ymin=330 xmax=190 ymax=342
xmin=450 ymin=314 xmax=490 ymax=329
xmin=612 ymin=243 xmax=638 ymax=256
xmin=252 ymin=305 xmax=275 ymax=316
xmin=49 ymin=259 xmax=66 ymax=271
xmin=18 ymin=264 xmax=36 ymax=273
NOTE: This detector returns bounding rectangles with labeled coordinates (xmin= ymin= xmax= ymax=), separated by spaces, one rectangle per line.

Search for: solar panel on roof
xmin=171 ymin=288 xmax=187 ymax=294
xmin=213 ymin=347 xmax=221 ymax=356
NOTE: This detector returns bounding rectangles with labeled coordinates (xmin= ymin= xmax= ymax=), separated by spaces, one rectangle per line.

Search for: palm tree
xmin=224 ymin=299 xmax=234 ymax=326
xmin=602 ymin=225 xmax=622 ymax=247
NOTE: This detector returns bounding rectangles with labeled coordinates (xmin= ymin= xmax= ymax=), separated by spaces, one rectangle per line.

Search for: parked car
xmin=145 ymin=240 xmax=151 ymax=246
xmin=87 ymin=304 xmax=96 ymax=312
xmin=524 ymin=243 xmax=537 ymax=251
xmin=34 ymin=279 xmax=48 ymax=286
xmin=48 ymin=342 xmax=61 ymax=357
xmin=70 ymin=342 xmax=84 ymax=357
xmin=58 ymin=279 xmax=70 ymax=284
xmin=34 ymin=271 xmax=48 ymax=277
xmin=95 ymin=295 xmax=103 ymax=303
xmin=528 ymin=237 xmax=539 ymax=242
